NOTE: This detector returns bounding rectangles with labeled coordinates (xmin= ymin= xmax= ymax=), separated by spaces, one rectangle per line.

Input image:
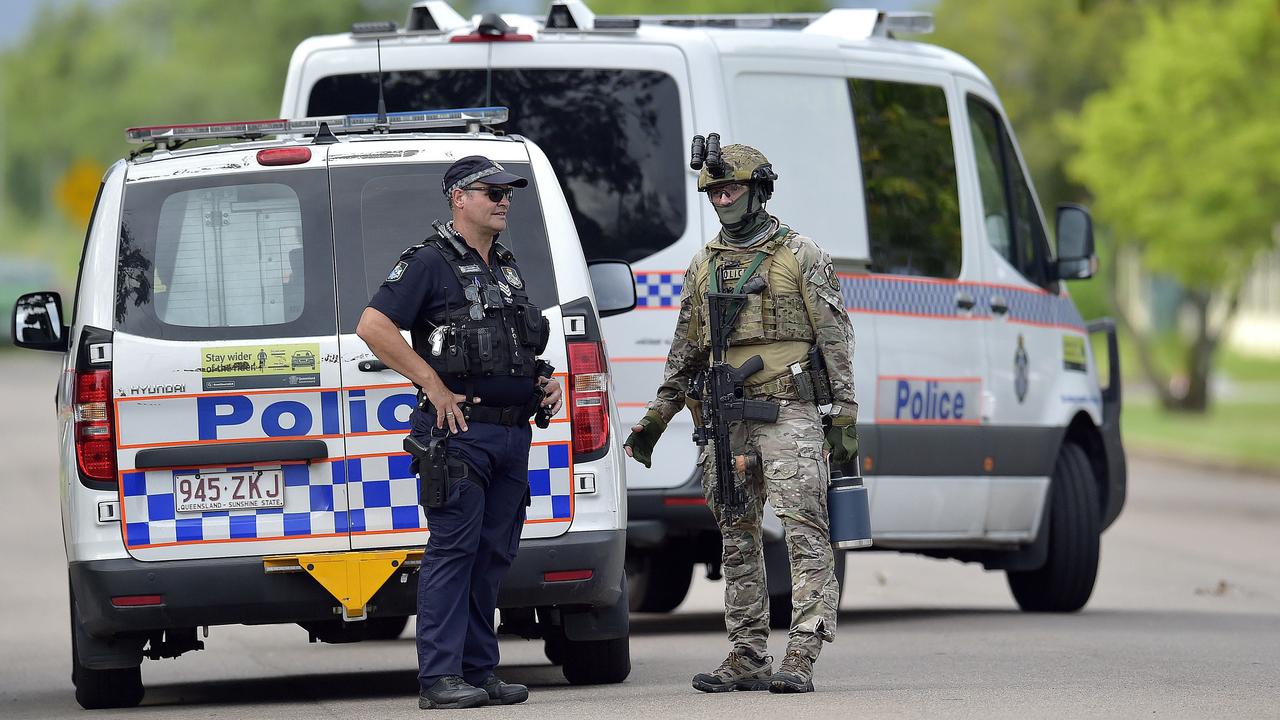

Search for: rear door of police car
xmin=112 ymin=145 xmax=354 ymax=561
xmin=326 ymin=138 xmax=575 ymax=552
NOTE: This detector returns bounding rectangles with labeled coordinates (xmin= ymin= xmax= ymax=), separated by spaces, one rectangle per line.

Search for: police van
xmin=11 ymin=108 xmax=636 ymax=708
xmin=280 ymin=2 xmax=1125 ymax=625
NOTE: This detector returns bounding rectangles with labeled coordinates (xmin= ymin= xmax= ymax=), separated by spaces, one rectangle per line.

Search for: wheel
xmin=364 ymin=616 xmax=410 ymax=640
xmin=1007 ymin=442 xmax=1101 ymax=612
xmin=768 ymin=545 xmax=846 ymax=630
xmin=561 ymin=635 xmax=631 ymax=685
xmin=626 ymin=547 xmax=694 ymax=613
xmin=71 ymin=595 xmax=144 ymax=709
xmin=544 ymin=630 xmax=566 ymax=665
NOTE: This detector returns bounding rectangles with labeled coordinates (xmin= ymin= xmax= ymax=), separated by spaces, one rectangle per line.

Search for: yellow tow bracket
xmin=264 ymin=550 xmax=424 ymax=621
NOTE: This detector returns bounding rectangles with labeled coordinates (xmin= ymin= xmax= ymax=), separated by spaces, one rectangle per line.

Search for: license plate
xmin=174 ymin=468 xmax=285 ymax=513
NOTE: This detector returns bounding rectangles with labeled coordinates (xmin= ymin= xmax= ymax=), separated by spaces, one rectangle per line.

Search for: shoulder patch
xmin=386 ymin=261 xmax=409 ymax=283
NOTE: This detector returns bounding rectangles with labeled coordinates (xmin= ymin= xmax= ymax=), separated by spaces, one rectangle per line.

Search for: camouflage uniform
xmin=646 ymin=146 xmax=857 ymax=669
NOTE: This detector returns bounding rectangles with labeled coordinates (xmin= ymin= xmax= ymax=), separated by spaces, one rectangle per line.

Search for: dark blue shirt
xmin=368 ymin=238 xmax=536 ymax=407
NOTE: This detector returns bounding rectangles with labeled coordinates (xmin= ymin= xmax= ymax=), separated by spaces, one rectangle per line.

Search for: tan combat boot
xmin=691 ymin=646 xmax=773 ymax=692
xmin=768 ymin=648 xmax=815 ymax=693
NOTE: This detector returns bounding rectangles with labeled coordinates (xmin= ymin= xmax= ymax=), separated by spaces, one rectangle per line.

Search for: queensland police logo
xmin=501 ymin=266 xmax=523 ymax=289
xmin=386 ymin=261 xmax=408 ymax=283
xmin=1014 ymin=334 xmax=1030 ymax=403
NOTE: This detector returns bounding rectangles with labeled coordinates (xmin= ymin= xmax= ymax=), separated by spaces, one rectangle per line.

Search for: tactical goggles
xmin=464 ymin=185 xmax=515 ymax=203
xmin=704 ymin=183 xmax=747 ymax=201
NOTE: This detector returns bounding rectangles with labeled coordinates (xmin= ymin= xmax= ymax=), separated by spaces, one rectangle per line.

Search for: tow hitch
xmin=264 ymin=550 xmax=423 ymax=621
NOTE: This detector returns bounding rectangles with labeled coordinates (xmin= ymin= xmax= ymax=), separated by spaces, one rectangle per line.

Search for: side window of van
xmin=309 ymin=69 xmax=685 ymax=265
xmin=115 ymin=172 xmax=337 ymax=341
xmin=967 ymin=96 xmax=1054 ymax=290
xmin=850 ymin=78 xmax=961 ymax=279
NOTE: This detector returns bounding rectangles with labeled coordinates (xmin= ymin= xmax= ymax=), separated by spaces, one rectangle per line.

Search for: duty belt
xmin=462 ymin=403 xmax=532 ymax=426
xmin=745 ymin=371 xmax=800 ymax=400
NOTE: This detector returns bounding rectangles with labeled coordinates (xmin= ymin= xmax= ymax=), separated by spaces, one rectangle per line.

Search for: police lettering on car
xmin=356 ymin=155 xmax=563 ymax=711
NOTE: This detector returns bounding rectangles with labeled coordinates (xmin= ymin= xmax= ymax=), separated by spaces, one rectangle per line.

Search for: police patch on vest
xmin=386 ymin=261 xmax=408 ymax=283
xmin=720 ymin=266 xmax=746 ymax=284
xmin=501 ymin=266 xmax=523 ymax=289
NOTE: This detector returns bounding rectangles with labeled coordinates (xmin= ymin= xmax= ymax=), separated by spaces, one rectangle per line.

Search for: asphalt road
xmin=2 ymin=352 xmax=1277 ymax=719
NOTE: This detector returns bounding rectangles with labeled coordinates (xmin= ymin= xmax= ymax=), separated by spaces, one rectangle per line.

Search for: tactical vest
xmin=411 ymin=230 xmax=549 ymax=379
xmin=705 ymin=227 xmax=815 ymax=347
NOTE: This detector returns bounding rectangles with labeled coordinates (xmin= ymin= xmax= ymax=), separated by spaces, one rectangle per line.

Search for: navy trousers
xmin=411 ymin=409 xmax=531 ymax=692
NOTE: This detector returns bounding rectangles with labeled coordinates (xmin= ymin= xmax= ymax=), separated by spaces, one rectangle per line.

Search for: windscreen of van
xmin=308 ymin=69 xmax=685 ymax=264
xmin=115 ymin=170 xmax=337 ymax=341
xmin=328 ymin=161 xmax=558 ymax=333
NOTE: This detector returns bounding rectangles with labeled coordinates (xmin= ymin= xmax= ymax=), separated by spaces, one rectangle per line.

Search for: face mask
xmin=712 ymin=190 xmax=752 ymax=229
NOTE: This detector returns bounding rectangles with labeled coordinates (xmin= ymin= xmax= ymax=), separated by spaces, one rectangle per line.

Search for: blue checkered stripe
xmin=121 ymin=463 xmax=345 ymax=547
xmin=120 ymin=442 xmax=574 ymax=547
xmin=634 ymin=272 xmax=683 ymax=308
xmin=840 ymin=276 xmax=1085 ymax=330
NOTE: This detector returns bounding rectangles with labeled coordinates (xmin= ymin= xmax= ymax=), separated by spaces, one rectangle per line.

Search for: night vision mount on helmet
xmin=690 ymin=133 xmax=778 ymax=200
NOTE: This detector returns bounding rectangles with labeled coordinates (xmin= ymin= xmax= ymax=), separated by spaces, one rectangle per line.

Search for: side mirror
xmin=1055 ymin=204 xmax=1097 ymax=280
xmin=12 ymin=291 xmax=68 ymax=352
xmin=587 ymin=259 xmax=637 ymax=318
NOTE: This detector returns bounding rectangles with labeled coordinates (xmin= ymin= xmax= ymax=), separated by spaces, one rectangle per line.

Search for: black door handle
xmin=955 ymin=292 xmax=976 ymax=311
xmin=359 ymin=360 xmax=389 ymax=372
xmin=990 ymin=295 xmax=1009 ymax=315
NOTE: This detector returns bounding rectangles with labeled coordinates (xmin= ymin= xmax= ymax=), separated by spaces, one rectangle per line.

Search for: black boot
xmin=480 ymin=675 xmax=529 ymax=705
xmin=419 ymin=675 xmax=489 ymax=710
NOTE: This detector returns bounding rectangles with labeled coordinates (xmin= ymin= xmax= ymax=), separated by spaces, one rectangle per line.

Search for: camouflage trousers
xmin=699 ymin=400 xmax=839 ymax=661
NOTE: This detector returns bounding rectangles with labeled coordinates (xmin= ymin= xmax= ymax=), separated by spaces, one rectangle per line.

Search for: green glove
xmin=624 ymin=410 xmax=667 ymax=469
xmin=824 ymin=416 xmax=859 ymax=468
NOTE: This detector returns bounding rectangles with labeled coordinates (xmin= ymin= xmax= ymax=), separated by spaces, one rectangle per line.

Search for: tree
xmin=1064 ymin=0 xmax=1280 ymax=412
xmin=0 ymin=0 xmax=401 ymax=221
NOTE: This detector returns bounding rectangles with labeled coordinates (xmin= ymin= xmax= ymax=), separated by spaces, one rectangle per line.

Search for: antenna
xmin=375 ymin=37 xmax=388 ymax=129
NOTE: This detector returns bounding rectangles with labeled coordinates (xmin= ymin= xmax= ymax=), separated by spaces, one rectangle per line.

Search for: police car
xmin=11 ymin=107 xmax=636 ymax=708
xmin=280 ymin=1 xmax=1126 ymax=626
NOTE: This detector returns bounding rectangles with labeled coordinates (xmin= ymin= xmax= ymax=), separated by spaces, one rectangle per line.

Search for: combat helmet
xmin=691 ymin=134 xmax=778 ymax=200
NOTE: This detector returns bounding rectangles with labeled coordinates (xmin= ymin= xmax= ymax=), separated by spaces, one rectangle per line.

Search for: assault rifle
xmin=689 ymin=281 xmax=779 ymax=520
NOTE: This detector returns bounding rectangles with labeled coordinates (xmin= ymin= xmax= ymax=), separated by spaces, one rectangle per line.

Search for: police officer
xmin=624 ymin=142 xmax=858 ymax=694
xmin=357 ymin=155 xmax=563 ymax=710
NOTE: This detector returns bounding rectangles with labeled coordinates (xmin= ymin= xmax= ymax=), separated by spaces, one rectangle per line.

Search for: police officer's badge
xmin=500 ymin=266 xmax=523 ymax=289
xmin=387 ymin=261 xmax=408 ymax=283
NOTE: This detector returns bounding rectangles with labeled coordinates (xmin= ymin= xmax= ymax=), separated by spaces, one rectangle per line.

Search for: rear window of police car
xmin=114 ymin=163 xmax=558 ymax=340
xmin=308 ymin=68 xmax=686 ymax=265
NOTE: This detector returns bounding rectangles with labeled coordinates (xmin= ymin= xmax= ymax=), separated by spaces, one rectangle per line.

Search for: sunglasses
xmin=464 ymin=185 xmax=515 ymax=203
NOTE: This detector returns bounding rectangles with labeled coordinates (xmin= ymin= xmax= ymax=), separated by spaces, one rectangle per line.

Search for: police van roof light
xmin=350 ymin=20 xmax=398 ymax=36
xmin=406 ymin=0 xmax=468 ymax=33
xmin=876 ymin=12 xmax=935 ymax=37
xmin=125 ymin=107 xmax=510 ymax=145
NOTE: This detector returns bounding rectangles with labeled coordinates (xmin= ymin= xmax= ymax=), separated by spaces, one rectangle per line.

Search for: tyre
xmin=768 ymin=545 xmax=846 ymax=630
xmin=561 ymin=635 xmax=631 ymax=685
xmin=364 ymin=616 xmax=410 ymax=640
xmin=1007 ymin=442 xmax=1101 ymax=612
xmin=544 ymin=630 xmax=566 ymax=665
xmin=626 ymin=547 xmax=694 ymax=613
xmin=71 ymin=595 xmax=144 ymax=710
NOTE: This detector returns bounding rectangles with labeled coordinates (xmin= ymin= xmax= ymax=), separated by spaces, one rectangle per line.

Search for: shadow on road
xmin=631 ymin=606 xmax=1024 ymax=635
xmin=137 ymin=663 xmax=575 ymax=708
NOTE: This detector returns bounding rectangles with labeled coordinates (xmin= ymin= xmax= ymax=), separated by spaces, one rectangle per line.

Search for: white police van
xmin=280 ymin=2 xmax=1125 ymax=625
xmin=11 ymin=107 xmax=637 ymax=708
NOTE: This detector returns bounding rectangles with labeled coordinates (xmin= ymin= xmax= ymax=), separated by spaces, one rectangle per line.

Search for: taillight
xmin=567 ymin=341 xmax=609 ymax=458
xmin=256 ymin=147 xmax=312 ymax=166
xmin=75 ymin=369 xmax=116 ymax=481
xmin=449 ymin=32 xmax=534 ymax=42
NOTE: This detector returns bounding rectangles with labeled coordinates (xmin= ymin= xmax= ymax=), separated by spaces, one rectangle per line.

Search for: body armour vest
xmin=412 ymin=231 xmax=550 ymax=379
xmin=702 ymin=226 xmax=816 ymax=347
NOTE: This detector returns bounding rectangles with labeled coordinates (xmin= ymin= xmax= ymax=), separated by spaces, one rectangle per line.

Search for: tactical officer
xmin=624 ymin=141 xmax=858 ymax=694
xmin=357 ymin=155 xmax=563 ymax=710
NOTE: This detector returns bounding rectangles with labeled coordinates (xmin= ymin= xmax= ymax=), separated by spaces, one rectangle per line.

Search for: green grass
xmin=1122 ymin=398 xmax=1280 ymax=473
